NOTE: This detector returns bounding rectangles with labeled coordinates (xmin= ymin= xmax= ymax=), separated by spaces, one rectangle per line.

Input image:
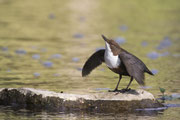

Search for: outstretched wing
xmin=82 ymin=49 xmax=105 ymax=77
xmin=119 ymin=51 xmax=146 ymax=85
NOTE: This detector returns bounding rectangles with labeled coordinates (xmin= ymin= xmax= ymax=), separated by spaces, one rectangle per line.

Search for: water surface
xmin=0 ymin=0 xmax=180 ymax=119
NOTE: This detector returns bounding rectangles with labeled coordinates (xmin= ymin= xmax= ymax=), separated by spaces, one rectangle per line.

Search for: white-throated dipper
xmin=82 ymin=35 xmax=153 ymax=92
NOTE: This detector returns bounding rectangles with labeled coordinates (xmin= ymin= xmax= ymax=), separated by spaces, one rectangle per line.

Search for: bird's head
xmin=102 ymin=35 xmax=121 ymax=55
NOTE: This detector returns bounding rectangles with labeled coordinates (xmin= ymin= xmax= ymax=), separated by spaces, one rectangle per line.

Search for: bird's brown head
xmin=101 ymin=35 xmax=121 ymax=55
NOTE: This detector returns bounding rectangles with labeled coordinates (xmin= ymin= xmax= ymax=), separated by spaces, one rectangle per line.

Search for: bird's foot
xmin=108 ymin=88 xmax=131 ymax=93
xmin=119 ymin=88 xmax=131 ymax=93
xmin=108 ymin=89 xmax=119 ymax=92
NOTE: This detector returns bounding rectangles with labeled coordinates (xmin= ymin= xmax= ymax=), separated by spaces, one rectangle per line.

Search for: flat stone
xmin=0 ymin=88 xmax=164 ymax=113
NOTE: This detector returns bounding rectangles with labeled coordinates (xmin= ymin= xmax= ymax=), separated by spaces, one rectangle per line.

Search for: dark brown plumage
xmin=82 ymin=35 xmax=153 ymax=92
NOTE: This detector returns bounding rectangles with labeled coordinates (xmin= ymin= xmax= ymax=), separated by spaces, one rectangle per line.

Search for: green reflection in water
xmin=0 ymin=0 xmax=180 ymax=119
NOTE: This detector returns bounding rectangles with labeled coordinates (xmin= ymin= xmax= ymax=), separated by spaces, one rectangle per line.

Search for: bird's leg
xmin=120 ymin=77 xmax=133 ymax=93
xmin=126 ymin=77 xmax=133 ymax=90
xmin=109 ymin=75 xmax=122 ymax=92
xmin=126 ymin=77 xmax=133 ymax=89
xmin=114 ymin=74 xmax=122 ymax=91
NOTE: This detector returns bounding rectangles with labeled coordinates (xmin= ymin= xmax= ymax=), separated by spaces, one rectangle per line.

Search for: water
xmin=0 ymin=0 xmax=180 ymax=119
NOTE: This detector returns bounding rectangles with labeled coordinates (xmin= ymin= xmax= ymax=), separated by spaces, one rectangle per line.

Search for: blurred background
xmin=0 ymin=0 xmax=179 ymax=119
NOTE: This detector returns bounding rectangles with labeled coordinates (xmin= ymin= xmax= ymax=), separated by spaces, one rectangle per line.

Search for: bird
xmin=82 ymin=35 xmax=154 ymax=92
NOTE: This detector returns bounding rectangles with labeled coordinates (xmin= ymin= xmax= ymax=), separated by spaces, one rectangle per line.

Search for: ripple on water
xmin=159 ymin=52 xmax=169 ymax=57
xmin=95 ymin=88 xmax=110 ymax=91
xmin=73 ymin=33 xmax=84 ymax=39
xmin=151 ymin=69 xmax=159 ymax=75
xmin=114 ymin=36 xmax=126 ymax=44
xmin=165 ymin=104 xmax=180 ymax=108
xmin=171 ymin=93 xmax=180 ymax=99
xmin=139 ymin=86 xmax=152 ymax=89
xmin=50 ymin=54 xmax=62 ymax=59
xmin=147 ymin=51 xmax=170 ymax=59
xmin=43 ymin=61 xmax=53 ymax=68
xmin=33 ymin=72 xmax=40 ymax=77
xmin=141 ymin=41 xmax=148 ymax=47
xmin=48 ymin=13 xmax=55 ymax=19
xmin=32 ymin=54 xmax=40 ymax=60
xmin=15 ymin=49 xmax=27 ymax=55
xmin=96 ymin=47 xmax=104 ymax=51
xmin=79 ymin=16 xmax=86 ymax=22
xmin=72 ymin=57 xmax=80 ymax=62
xmin=118 ymin=25 xmax=128 ymax=32
xmin=1 ymin=47 xmax=8 ymax=52
xmin=76 ymin=67 xmax=82 ymax=71
xmin=53 ymin=73 xmax=60 ymax=77
xmin=6 ymin=69 xmax=11 ymax=73
xmin=147 ymin=51 xmax=159 ymax=59
xmin=172 ymin=54 xmax=180 ymax=58
xmin=136 ymin=107 xmax=168 ymax=111
xmin=40 ymin=48 xmax=47 ymax=52
xmin=156 ymin=36 xmax=172 ymax=50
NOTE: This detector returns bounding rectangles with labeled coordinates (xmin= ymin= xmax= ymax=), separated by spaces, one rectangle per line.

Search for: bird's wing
xmin=119 ymin=51 xmax=145 ymax=85
xmin=82 ymin=49 xmax=105 ymax=77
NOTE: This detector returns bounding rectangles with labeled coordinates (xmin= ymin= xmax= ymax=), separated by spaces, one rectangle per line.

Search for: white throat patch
xmin=104 ymin=42 xmax=121 ymax=68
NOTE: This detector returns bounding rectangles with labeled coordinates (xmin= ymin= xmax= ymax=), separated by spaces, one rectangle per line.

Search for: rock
xmin=0 ymin=88 xmax=163 ymax=113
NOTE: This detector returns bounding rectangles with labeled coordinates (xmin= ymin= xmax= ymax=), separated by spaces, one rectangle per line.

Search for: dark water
xmin=0 ymin=0 xmax=180 ymax=119
xmin=0 ymin=105 xmax=179 ymax=120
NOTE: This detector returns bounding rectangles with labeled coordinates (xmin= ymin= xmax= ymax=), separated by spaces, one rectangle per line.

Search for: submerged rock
xmin=0 ymin=88 xmax=163 ymax=113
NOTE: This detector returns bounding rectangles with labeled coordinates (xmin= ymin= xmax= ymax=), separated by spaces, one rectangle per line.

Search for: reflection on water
xmin=0 ymin=105 xmax=179 ymax=120
xmin=0 ymin=105 xmax=166 ymax=120
xmin=0 ymin=0 xmax=180 ymax=119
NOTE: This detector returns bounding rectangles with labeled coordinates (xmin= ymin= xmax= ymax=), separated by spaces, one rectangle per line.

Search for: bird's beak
xmin=101 ymin=34 xmax=108 ymax=42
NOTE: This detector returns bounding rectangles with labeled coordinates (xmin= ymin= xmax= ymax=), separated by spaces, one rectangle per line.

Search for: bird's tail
xmin=145 ymin=67 xmax=154 ymax=75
